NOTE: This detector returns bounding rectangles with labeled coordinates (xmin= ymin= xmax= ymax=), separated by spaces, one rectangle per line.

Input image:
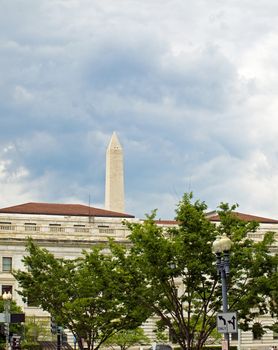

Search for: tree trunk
xmin=77 ymin=337 xmax=84 ymax=350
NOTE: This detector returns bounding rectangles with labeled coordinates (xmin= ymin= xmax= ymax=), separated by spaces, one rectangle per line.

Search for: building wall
xmin=0 ymin=213 xmax=277 ymax=348
xmin=0 ymin=213 xmax=136 ymax=318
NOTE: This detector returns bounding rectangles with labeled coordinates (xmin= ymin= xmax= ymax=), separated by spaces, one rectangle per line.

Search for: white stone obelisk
xmin=105 ymin=132 xmax=125 ymax=213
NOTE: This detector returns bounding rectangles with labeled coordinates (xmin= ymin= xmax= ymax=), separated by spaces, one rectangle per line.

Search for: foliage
xmin=24 ymin=317 xmax=50 ymax=342
xmin=269 ymin=321 xmax=278 ymax=333
xmin=121 ymin=192 xmax=277 ymax=350
xmin=202 ymin=328 xmax=222 ymax=345
xmin=21 ymin=342 xmax=42 ymax=350
xmin=0 ymin=299 xmax=22 ymax=314
xmin=13 ymin=239 xmax=152 ymax=350
xmin=268 ymin=255 xmax=278 ymax=318
xmin=104 ymin=327 xmax=150 ymax=350
xmin=251 ymin=322 xmax=265 ymax=339
xmin=154 ymin=327 xmax=168 ymax=344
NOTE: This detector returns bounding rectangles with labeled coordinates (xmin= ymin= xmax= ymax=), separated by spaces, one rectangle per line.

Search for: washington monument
xmin=105 ymin=132 xmax=125 ymax=213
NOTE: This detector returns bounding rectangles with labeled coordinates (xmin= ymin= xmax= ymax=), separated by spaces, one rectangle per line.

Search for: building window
xmin=99 ymin=228 xmax=115 ymax=234
xmin=0 ymin=222 xmax=13 ymax=231
xmin=2 ymin=257 xmax=12 ymax=272
xmin=74 ymin=225 xmax=89 ymax=233
xmin=2 ymin=285 xmax=12 ymax=295
xmin=24 ymin=223 xmax=38 ymax=231
xmin=49 ymin=224 xmax=64 ymax=232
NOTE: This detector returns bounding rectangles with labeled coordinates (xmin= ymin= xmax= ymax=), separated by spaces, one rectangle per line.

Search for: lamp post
xmin=212 ymin=234 xmax=232 ymax=350
xmin=3 ymin=291 xmax=12 ymax=350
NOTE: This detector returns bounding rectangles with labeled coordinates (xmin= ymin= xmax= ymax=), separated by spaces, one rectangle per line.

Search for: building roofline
xmin=0 ymin=202 xmax=135 ymax=219
xmin=154 ymin=211 xmax=278 ymax=225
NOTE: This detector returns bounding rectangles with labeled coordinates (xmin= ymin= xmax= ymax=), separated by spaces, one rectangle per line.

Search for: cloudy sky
xmin=1 ymin=0 xmax=278 ymax=219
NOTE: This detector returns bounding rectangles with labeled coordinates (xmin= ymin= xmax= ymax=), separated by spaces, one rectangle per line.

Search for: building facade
xmin=0 ymin=204 xmax=277 ymax=349
xmin=0 ymin=203 xmax=136 ymax=332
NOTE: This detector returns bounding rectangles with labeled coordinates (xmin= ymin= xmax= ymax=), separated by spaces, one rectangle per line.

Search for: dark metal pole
xmin=220 ymin=264 xmax=229 ymax=349
xmin=57 ymin=327 xmax=61 ymax=350
xmin=216 ymin=251 xmax=230 ymax=350
xmin=213 ymin=235 xmax=232 ymax=350
xmin=220 ymin=268 xmax=228 ymax=312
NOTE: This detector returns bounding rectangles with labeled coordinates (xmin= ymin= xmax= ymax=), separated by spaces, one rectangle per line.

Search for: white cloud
xmin=0 ymin=0 xmax=278 ymax=219
xmin=14 ymin=86 xmax=34 ymax=104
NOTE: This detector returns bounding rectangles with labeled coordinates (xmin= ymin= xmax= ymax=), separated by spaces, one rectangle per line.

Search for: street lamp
xmin=2 ymin=291 xmax=12 ymax=350
xmin=212 ymin=234 xmax=232 ymax=350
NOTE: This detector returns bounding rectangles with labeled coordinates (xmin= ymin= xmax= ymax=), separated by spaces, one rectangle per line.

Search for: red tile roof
xmin=207 ymin=211 xmax=278 ymax=224
xmin=0 ymin=202 xmax=134 ymax=218
xmin=154 ymin=212 xmax=278 ymax=225
xmin=155 ymin=220 xmax=178 ymax=225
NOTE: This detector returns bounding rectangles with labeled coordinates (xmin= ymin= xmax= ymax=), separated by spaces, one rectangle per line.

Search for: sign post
xmin=57 ymin=327 xmax=62 ymax=350
xmin=222 ymin=339 xmax=228 ymax=350
xmin=217 ymin=312 xmax=238 ymax=350
xmin=0 ymin=313 xmax=25 ymax=324
xmin=217 ymin=312 xmax=238 ymax=334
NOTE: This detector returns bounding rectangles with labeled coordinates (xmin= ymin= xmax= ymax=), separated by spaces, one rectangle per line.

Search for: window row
xmin=0 ymin=222 xmax=117 ymax=234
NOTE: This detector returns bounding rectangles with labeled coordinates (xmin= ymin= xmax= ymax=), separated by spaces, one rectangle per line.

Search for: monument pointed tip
xmin=108 ymin=132 xmax=122 ymax=151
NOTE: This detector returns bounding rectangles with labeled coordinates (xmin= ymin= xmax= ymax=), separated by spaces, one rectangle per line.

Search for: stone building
xmin=0 ymin=202 xmax=135 ymax=309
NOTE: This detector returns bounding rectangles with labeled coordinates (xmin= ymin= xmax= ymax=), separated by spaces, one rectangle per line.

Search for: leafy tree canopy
xmin=24 ymin=316 xmax=50 ymax=343
xmin=13 ymin=239 xmax=152 ymax=350
xmin=104 ymin=327 xmax=150 ymax=350
xmin=120 ymin=193 xmax=277 ymax=350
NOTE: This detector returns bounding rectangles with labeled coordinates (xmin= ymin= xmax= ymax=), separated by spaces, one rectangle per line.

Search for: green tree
xmin=121 ymin=193 xmax=277 ymax=350
xmin=13 ymin=239 xmax=152 ymax=350
xmin=251 ymin=322 xmax=265 ymax=340
xmin=24 ymin=316 xmax=50 ymax=343
xmin=104 ymin=327 xmax=150 ymax=350
xmin=268 ymin=256 xmax=278 ymax=318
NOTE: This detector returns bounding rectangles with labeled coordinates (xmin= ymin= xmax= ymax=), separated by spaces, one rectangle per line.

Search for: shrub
xmin=21 ymin=342 xmax=42 ymax=350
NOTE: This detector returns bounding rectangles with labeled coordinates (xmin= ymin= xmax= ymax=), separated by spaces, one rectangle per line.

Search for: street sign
xmin=0 ymin=313 xmax=10 ymax=323
xmin=10 ymin=314 xmax=25 ymax=323
xmin=217 ymin=312 xmax=237 ymax=333
xmin=0 ymin=313 xmax=24 ymax=323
